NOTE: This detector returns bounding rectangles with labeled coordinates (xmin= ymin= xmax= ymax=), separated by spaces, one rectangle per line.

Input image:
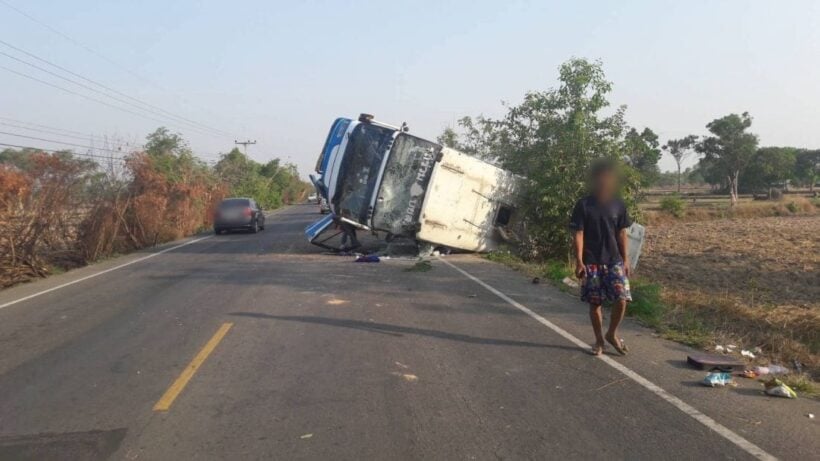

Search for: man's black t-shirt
xmin=569 ymin=196 xmax=631 ymax=265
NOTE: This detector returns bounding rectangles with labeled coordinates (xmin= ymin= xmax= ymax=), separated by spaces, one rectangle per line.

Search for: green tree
xmin=624 ymin=127 xmax=661 ymax=187
xmin=436 ymin=127 xmax=460 ymax=149
xmin=743 ymin=147 xmax=797 ymax=192
xmin=794 ymin=149 xmax=819 ymax=192
xmin=696 ymin=112 xmax=759 ymax=206
xmin=662 ymin=135 xmax=698 ymax=193
xmin=441 ymin=58 xmax=650 ymax=258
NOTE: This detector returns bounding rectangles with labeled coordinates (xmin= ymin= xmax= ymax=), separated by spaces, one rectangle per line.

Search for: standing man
xmin=569 ymin=160 xmax=632 ymax=356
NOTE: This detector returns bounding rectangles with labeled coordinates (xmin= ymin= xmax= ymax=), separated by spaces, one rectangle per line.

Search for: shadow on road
xmin=229 ymin=312 xmax=581 ymax=351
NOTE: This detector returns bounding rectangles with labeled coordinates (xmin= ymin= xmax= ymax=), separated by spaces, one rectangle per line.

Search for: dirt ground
xmin=640 ymin=215 xmax=820 ymax=379
xmin=642 ymin=215 xmax=819 ymax=308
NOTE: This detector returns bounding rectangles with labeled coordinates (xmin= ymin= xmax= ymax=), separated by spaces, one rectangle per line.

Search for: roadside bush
xmin=659 ymin=195 xmax=686 ymax=218
xmin=628 ymin=280 xmax=666 ymax=328
xmin=0 ymin=152 xmax=97 ymax=286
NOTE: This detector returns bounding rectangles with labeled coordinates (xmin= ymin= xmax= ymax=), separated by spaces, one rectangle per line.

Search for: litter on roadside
xmin=687 ymin=352 xmax=745 ymax=372
xmin=741 ymin=349 xmax=756 ymax=359
xmin=354 ymin=254 xmax=380 ymax=263
xmin=562 ymin=277 xmax=579 ymax=288
xmin=763 ymin=378 xmax=797 ymax=398
xmin=750 ymin=365 xmax=789 ymax=377
xmin=702 ymin=372 xmax=735 ymax=387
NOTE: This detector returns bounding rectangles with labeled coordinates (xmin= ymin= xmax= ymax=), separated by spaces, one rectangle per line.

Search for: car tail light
xmin=243 ymin=207 xmax=252 ymax=217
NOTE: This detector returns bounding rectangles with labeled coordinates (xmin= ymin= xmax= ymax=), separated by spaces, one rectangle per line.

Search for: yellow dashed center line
xmin=153 ymin=322 xmax=233 ymax=412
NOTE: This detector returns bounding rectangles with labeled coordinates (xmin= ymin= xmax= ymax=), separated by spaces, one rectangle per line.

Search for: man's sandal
xmin=606 ymin=335 xmax=628 ymax=355
xmin=590 ymin=344 xmax=605 ymax=356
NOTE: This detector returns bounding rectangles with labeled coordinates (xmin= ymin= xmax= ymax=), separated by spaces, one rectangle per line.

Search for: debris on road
xmin=687 ymin=352 xmax=745 ymax=371
xmin=702 ymin=372 xmax=735 ymax=387
xmin=404 ymin=260 xmax=432 ymax=272
xmin=750 ymin=365 xmax=790 ymax=377
xmin=562 ymin=277 xmax=579 ymax=288
xmin=763 ymin=378 xmax=798 ymax=398
xmin=391 ymin=372 xmax=419 ymax=382
xmin=300 ymin=433 xmax=314 ymax=440
xmin=808 ymin=413 xmax=816 ymax=419
xmin=354 ymin=254 xmax=380 ymax=263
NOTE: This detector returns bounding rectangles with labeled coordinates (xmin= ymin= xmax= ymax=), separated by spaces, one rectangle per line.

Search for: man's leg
xmin=607 ymin=299 xmax=627 ymax=339
xmin=589 ymin=304 xmax=605 ymax=355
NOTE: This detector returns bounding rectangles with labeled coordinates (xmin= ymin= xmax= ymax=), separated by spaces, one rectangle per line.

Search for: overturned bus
xmin=306 ymin=114 xmax=521 ymax=253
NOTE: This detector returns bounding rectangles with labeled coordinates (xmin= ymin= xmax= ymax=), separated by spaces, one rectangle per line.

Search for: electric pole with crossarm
xmin=234 ymin=139 xmax=257 ymax=154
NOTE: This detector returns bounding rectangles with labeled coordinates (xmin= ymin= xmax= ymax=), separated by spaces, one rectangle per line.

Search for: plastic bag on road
xmin=702 ymin=372 xmax=734 ymax=387
xmin=764 ymin=378 xmax=797 ymax=399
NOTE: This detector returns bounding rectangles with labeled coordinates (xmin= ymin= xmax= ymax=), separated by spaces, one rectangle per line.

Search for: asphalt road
xmin=0 ymin=205 xmax=817 ymax=460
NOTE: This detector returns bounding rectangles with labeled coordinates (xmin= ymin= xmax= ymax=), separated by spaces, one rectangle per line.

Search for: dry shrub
xmin=79 ymin=152 xmax=227 ymax=259
xmin=0 ymin=154 xmax=93 ymax=286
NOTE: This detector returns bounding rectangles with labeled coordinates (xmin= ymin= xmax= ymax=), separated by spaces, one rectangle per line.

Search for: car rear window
xmin=219 ymin=199 xmax=250 ymax=208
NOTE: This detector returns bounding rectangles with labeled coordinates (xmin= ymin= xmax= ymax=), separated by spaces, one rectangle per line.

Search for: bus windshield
xmin=332 ymin=123 xmax=395 ymax=223
xmin=371 ymin=134 xmax=440 ymax=236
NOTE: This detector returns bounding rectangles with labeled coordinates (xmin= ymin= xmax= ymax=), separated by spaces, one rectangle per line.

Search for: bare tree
xmin=662 ymin=135 xmax=698 ymax=193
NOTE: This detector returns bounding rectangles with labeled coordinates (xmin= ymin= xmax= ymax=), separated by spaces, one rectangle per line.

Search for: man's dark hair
xmin=589 ymin=158 xmax=618 ymax=180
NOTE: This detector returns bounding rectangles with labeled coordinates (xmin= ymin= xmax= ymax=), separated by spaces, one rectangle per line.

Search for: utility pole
xmin=234 ymin=139 xmax=257 ymax=154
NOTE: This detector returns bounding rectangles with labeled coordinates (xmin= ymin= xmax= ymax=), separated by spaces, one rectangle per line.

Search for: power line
xmin=0 ymin=115 xmax=116 ymax=140
xmin=0 ymin=130 xmax=132 ymax=155
xmin=0 ymin=120 xmax=130 ymax=145
xmin=0 ymin=64 xmax=218 ymax=134
xmin=0 ymin=0 xmax=165 ymax=92
xmin=0 ymin=129 xmax=224 ymax=164
xmin=0 ymin=39 xmax=235 ymax=138
xmin=0 ymin=1 xmax=239 ymax=138
xmin=0 ymin=49 xmax=229 ymax=139
xmin=0 ymin=142 xmax=128 ymax=163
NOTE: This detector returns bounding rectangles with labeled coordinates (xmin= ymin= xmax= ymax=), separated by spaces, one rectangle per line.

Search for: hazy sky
xmin=1 ymin=0 xmax=818 ymax=176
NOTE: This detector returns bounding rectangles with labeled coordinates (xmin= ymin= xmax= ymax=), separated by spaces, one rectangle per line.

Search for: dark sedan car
xmin=214 ymin=198 xmax=265 ymax=234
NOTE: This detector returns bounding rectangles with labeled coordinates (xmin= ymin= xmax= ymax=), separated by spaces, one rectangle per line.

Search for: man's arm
xmin=618 ymin=228 xmax=630 ymax=277
xmin=573 ymin=230 xmax=586 ymax=279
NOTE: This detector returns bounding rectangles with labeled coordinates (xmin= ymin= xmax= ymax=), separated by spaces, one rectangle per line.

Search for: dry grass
xmin=643 ymin=196 xmax=818 ymax=225
xmin=641 ymin=215 xmax=820 ymax=379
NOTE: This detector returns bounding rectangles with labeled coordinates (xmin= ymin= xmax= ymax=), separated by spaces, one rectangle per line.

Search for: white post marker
xmin=438 ymin=257 xmax=777 ymax=461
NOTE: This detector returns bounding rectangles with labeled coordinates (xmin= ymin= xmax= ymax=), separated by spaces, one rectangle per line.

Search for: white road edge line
xmin=438 ymin=258 xmax=777 ymax=461
xmin=0 ymin=235 xmax=213 ymax=311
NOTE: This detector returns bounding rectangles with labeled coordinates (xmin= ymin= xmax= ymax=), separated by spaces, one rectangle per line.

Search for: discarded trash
xmin=354 ymin=254 xmax=380 ymax=263
xmin=726 ymin=344 xmax=737 ymax=351
xmin=741 ymin=369 xmax=758 ymax=379
xmin=702 ymin=372 xmax=734 ymax=387
xmin=714 ymin=345 xmax=726 ymax=353
xmin=752 ymin=365 xmax=789 ymax=376
xmin=468 ymin=294 xmax=477 ymax=298
xmin=793 ymin=359 xmax=804 ymax=374
xmin=300 ymin=433 xmax=313 ymax=439
xmin=753 ymin=346 xmax=763 ymax=354
xmin=687 ymin=353 xmax=745 ymax=371
xmin=562 ymin=277 xmax=579 ymax=288
xmin=741 ymin=349 xmax=756 ymax=359
xmin=391 ymin=372 xmax=418 ymax=382
xmin=763 ymin=378 xmax=797 ymax=398
xmin=808 ymin=413 xmax=815 ymax=419
xmin=532 ymin=277 xmax=541 ymax=284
